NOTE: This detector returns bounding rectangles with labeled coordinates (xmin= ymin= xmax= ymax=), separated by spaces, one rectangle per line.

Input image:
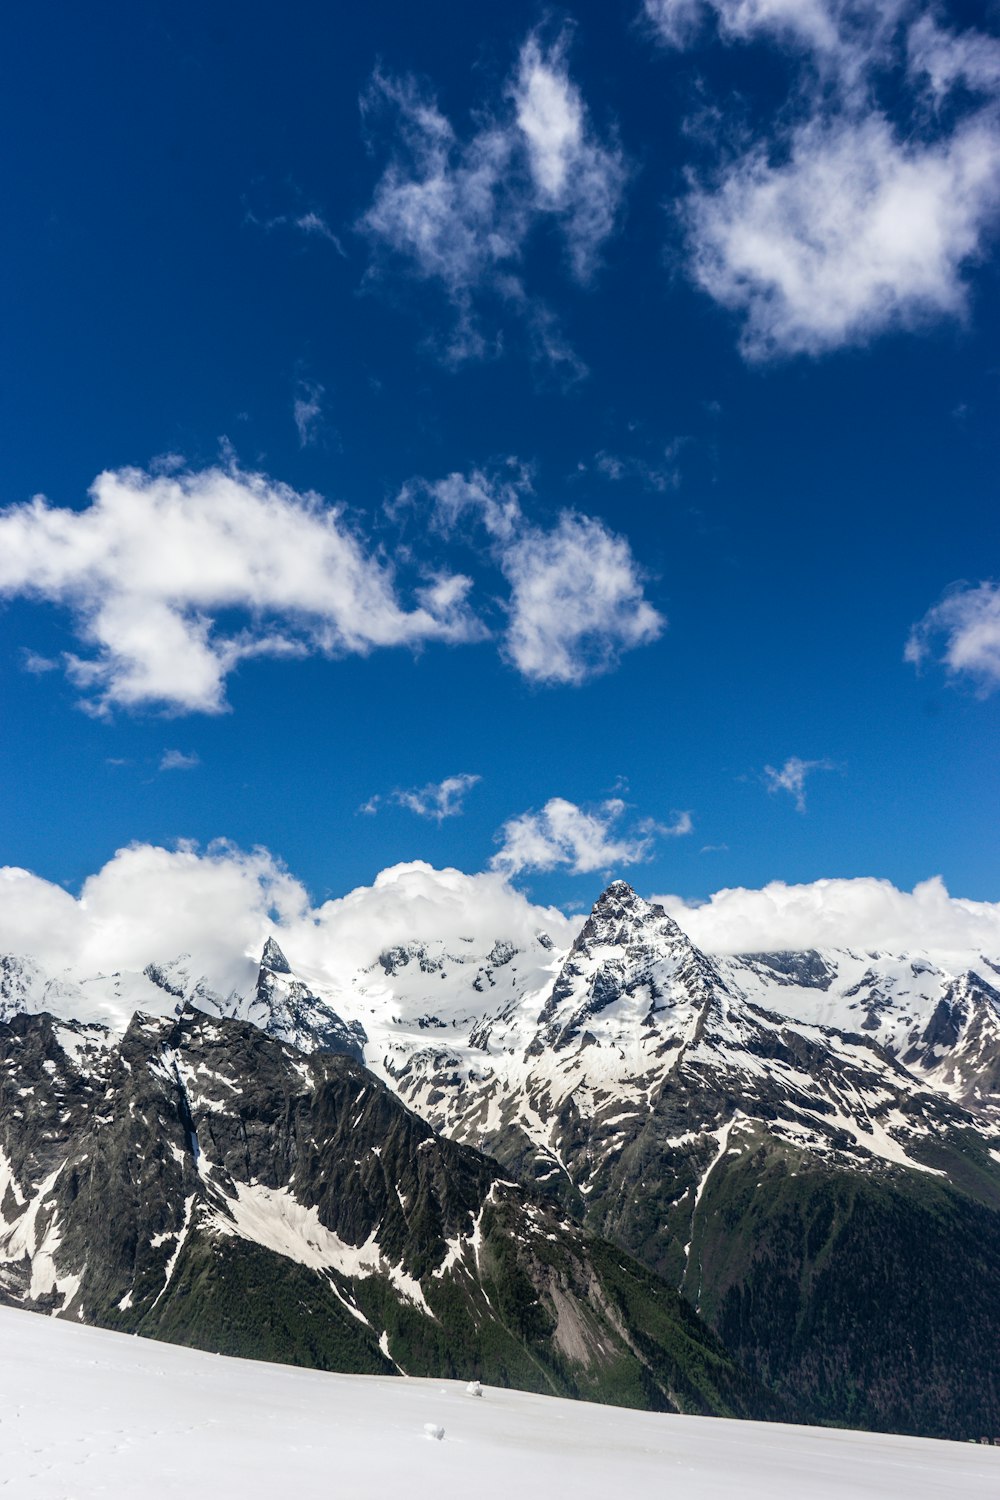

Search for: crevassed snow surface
xmin=1 ymin=1309 xmax=997 ymax=1500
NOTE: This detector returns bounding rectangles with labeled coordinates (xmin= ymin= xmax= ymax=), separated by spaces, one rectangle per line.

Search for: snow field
xmin=0 ymin=1307 xmax=997 ymax=1499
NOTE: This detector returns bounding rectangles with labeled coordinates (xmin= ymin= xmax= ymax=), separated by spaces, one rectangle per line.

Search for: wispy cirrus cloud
xmin=591 ymin=439 xmax=686 ymax=493
xmin=647 ymin=0 xmax=1000 ymax=359
xmin=403 ymin=465 xmax=664 ymax=685
xmin=906 ymin=580 xmax=1000 ymax=696
xmin=763 ymin=755 xmax=836 ymax=812
xmin=292 ymin=379 xmax=327 ymax=448
xmin=159 ymin=748 xmax=200 ymax=772
xmin=363 ymin=772 xmax=482 ymax=822
xmin=245 ymin=205 xmax=347 ymax=256
xmin=491 ymin=796 xmax=691 ymax=875
xmin=21 ymin=649 xmax=59 ymax=675
xmin=358 ymin=28 xmax=627 ymax=366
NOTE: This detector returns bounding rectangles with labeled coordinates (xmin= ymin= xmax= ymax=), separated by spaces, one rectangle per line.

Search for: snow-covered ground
xmin=1 ymin=1308 xmax=996 ymax=1499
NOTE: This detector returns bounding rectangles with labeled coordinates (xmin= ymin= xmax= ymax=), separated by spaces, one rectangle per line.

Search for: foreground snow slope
xmin=1 ymin=1308 xmax=996 ymax=1500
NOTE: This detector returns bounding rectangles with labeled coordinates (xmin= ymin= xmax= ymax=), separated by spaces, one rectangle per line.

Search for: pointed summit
xmin=597 ymin=878 xmax=640 ymax=905
xmin=577 ymin=880 xmax=681 ymax=952
xmin=260 ymin=936 xmax=291 ymax=975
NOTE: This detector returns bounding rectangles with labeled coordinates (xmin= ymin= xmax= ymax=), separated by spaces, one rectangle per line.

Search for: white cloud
xmin=393 ymin=773 xmax=481 ymax=821
xmin=0 ymin=463 xmax=481 ymax=715
xmin=651 ymin=1 xmax=1000 ymax=358
xmin=292 ymin=211 xmax=346 ymax=254
xmin=293 ymin=381 xmax=325 ymax=447
xmin=763 ymin=755 xmax=835 ymax=812
xmin=645 ymin=0 xmax=903 ymax=83
xmin=511 ymin=34 xmax=627 ymax=281
xmin=358 ymin=29 xmax=625 ymax=361
xmin=905 ymin=580 xmax=1000 ymax=695
xmin=246 ymin=207 xmax=346 ymax=256
xmin=414 ymin=465 xmax=528 ymax=544
xmin=0 ymin=844 xmax=579 ymax=1017
xmin=4 ymin=847 xmax=997 ymax=1025
xmin=491 ymin=797 xmax=690 ymax=876
xmin=411 ymin=466 xmax=664 ymax=685
xmin=21 ymin=649 xmax=58 ymax=674
xmin=503 ymin=513 xmax=664 ymax=684
xmin=593 ymin=442 xmax=684 ymax=493
xmin=907 ymin=15 xmax=1000 ymax=103
xmin=655 ymin=874 xmax=1000 ymax=959
xmin=159 ymin=749 xmax=201 ymax=772
xmin=0 ymin=841 xmax=310 ymax=1003
xmin=685 ymin=110 xmax=1000 ymax=360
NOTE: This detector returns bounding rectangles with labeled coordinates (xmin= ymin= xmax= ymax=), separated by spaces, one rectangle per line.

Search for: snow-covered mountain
xmin=4 ymin=877 xmax=1000 ymax=1439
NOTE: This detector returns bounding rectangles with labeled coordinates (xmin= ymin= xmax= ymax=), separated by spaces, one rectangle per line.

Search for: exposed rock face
xmin=0 ymin=1004 xmax=769 ymax=1420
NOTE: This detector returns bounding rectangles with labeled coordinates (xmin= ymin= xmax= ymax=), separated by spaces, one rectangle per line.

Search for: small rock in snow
xmin=466 ymin=1381 xmax=483 ymax=1398
xmin=424 ymin=1423 xmax=445 ymax=1441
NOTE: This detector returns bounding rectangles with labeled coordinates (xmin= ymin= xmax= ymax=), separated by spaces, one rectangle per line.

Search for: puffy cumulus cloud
xmin=503 ymin=513 xmax=664 ymax=684
xmin=685 ymin=110 xmax=1000 ymax=360
xmin=650 ymin=0 xmax=1000 ymax=359
xmin=491 ymin=797 xmax=691 ymax=876
xmin=303 ymin=860 xmax=579 ymax=973
xmin=0 ymin=842 xmax=310 ymax=1002
xmin=655 ymin=875 xmax=1000 ymax=959
xmin=358 ymin=29 xmax=626 ymax=362
xmin=0 ymin=463 xmax=481 ymax=715
xmin=0 ymin=845 xmax=578 ymax=1013
xmin=905 ymin=580 xmax=1000 ymax=696
xmin=763 ymin=755 xmax=836 ymax=812
xmin=409 ymin=466 xmax=664 ymax=685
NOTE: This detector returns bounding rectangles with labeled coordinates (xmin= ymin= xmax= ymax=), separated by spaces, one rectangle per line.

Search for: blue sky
xmin=1 ymin=0 xmax=998 ymax=917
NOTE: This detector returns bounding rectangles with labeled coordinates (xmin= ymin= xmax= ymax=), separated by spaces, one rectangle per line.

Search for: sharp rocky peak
xmin=260 ymin=936 xmax=292 ymax=975
xmin=575 ymin=879 xmax=688 ymax=956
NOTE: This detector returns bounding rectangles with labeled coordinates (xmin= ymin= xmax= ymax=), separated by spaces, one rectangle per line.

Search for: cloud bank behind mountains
xmin=3 ymin=845 xmax=997 ymax=1028
xmin=657 ymin=875 xmax=1000 ymax=958
xmin=0 ymin=845 xmax=579 ymax=1013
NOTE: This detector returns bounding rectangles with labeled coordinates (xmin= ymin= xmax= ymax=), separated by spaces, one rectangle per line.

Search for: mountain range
xmin=3 ymin=879 xmax=1000 ymax=1439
